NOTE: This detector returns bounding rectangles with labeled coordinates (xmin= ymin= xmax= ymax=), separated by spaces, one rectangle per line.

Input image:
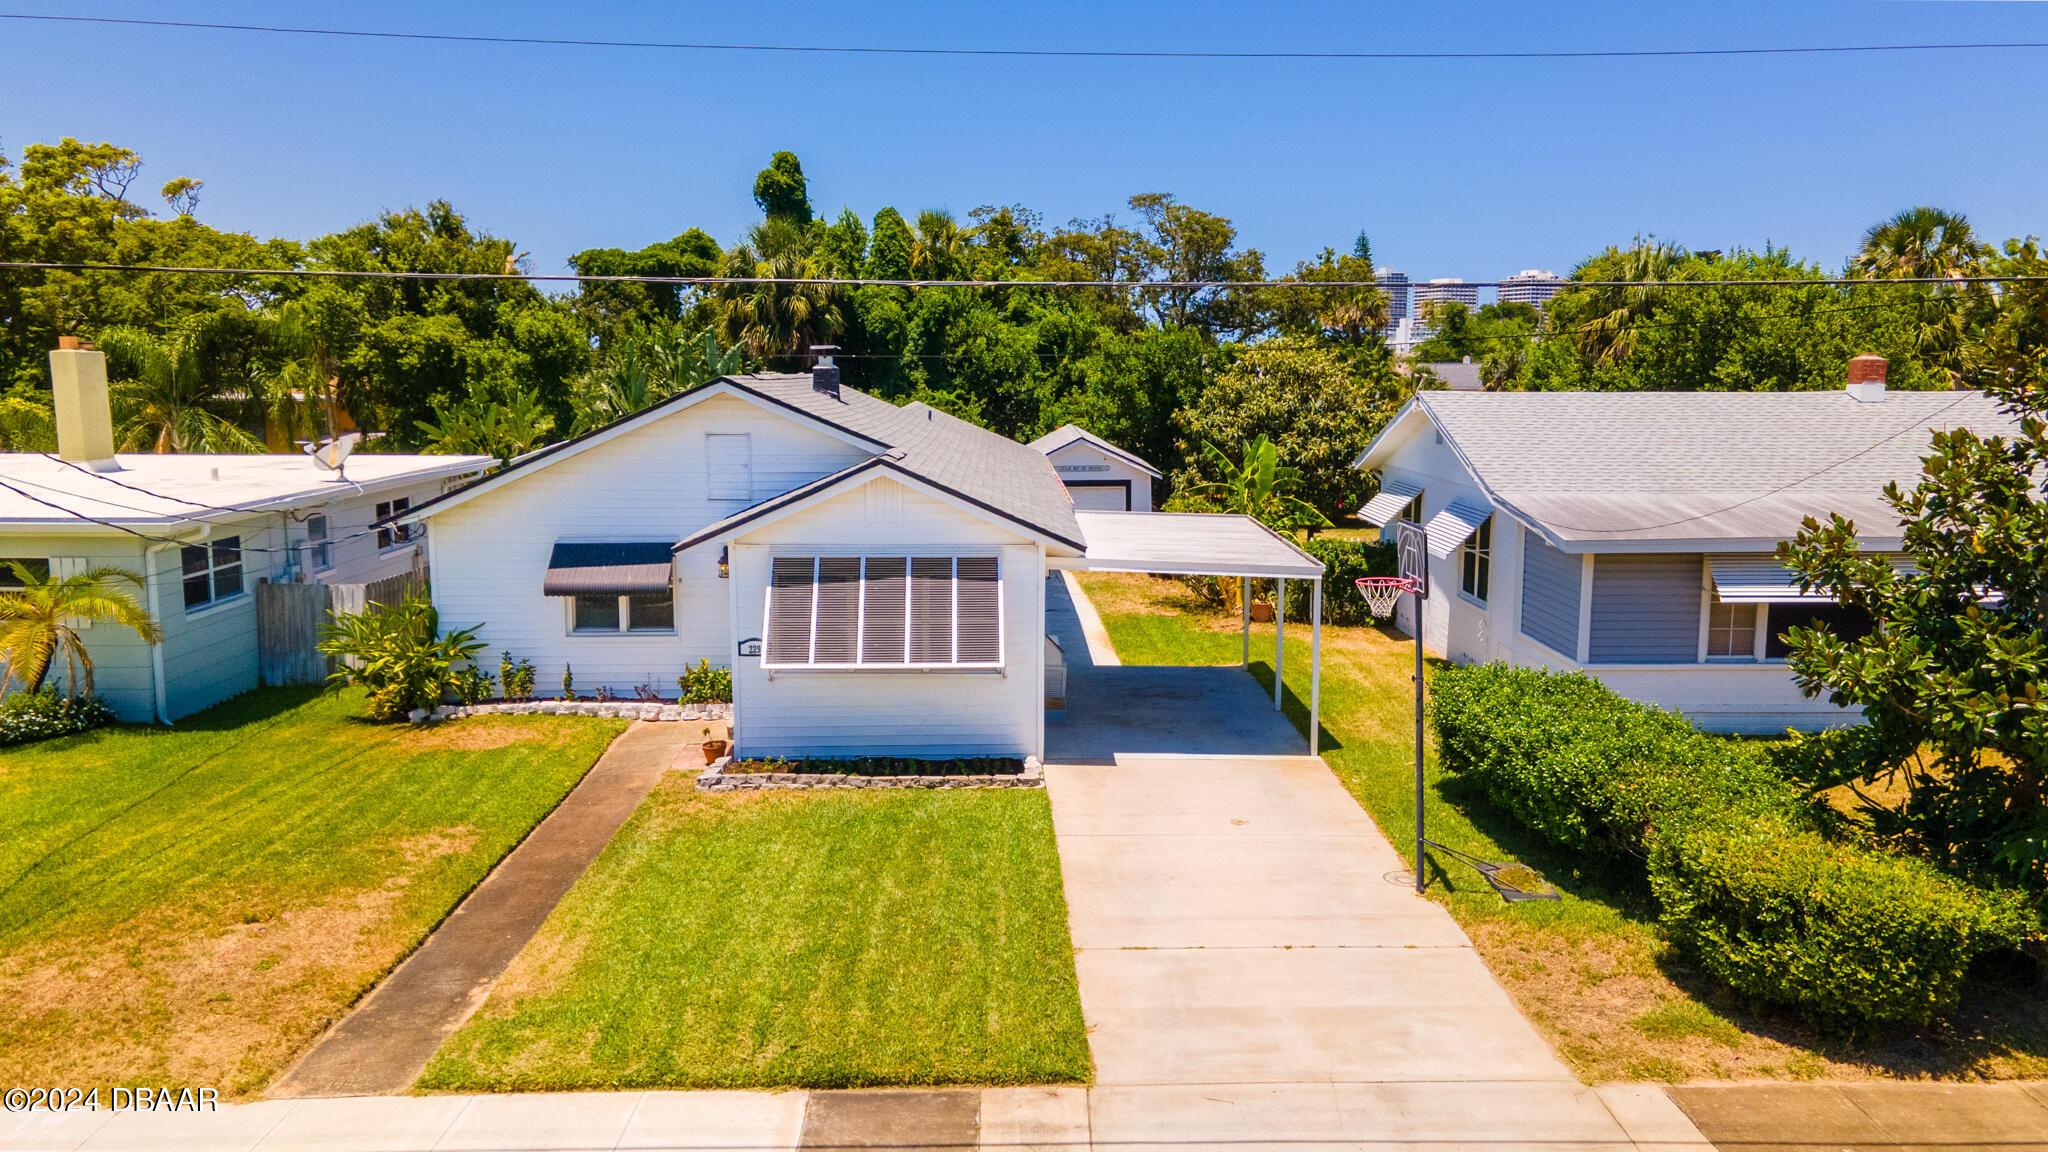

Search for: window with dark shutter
xmin=909 ymin=557 xmax=954 ymax=663
xmin=767 ymin=557 xmax=817 ymax=663
xmin=761 ymin=555 xmax=1002 ymax=669
xmin=955 ymin=557 xmax=1001 ymax=663
xmin=861 ymin=557 xmax=907 ymax=663
xmin=813 ymin=557 xmax=862 ymax=663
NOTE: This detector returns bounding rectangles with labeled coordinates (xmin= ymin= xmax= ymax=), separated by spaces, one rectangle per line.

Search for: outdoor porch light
xmin=718 ymin=546 xmax=729 ymax=579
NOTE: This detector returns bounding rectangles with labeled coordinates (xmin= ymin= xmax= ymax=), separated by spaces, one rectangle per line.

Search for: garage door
xmin=1066 ymin=483 xmax=1130 ymax=511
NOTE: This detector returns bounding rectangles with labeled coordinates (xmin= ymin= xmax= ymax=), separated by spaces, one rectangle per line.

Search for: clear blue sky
xmin=5 ymin=1 xmax=2046 ymax=289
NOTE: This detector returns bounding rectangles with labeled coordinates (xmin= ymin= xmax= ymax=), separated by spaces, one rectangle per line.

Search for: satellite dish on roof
xmin=302 ymin=433 xmax=362 ymax=482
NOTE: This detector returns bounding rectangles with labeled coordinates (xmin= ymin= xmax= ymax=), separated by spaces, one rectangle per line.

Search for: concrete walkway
xmin=268 ymin=721 xmax=696 ymax=1099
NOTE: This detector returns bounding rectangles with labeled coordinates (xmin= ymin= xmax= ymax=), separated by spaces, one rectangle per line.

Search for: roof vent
xmin=809 ymin=345 xmax=841 ymax=399
xmin=1846 ymin=354 xmax=1887 ymax=403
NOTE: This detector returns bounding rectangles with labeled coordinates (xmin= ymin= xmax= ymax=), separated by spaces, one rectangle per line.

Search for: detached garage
xmin=1028 ymin=425 xmax=1160 ymax=512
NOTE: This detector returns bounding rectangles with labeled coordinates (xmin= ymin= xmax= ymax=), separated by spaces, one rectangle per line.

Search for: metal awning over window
xmin=1706 ymin=554 xmax=1835 ymax=603
xmin=1359 ymin=477 xmax=1421 ymax=528
xmin=1424 ymin=497 xmax=1492 ymax=559
xmin=765 ymin=555 xmax=1003 ymax=669
xmin=543 ymin=542 xmax=675 ymax=596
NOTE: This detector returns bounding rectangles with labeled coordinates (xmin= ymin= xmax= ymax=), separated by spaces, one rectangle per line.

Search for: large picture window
xmin=765 ymin=555 xmax=1002 ymax=668
xmin=570 ymin=589 xmax=675 ymax=634
xmin=1764 ymin=602 xmax=1872 ymax=659
xmin=182 ymin=537 xmax=243 ymax=611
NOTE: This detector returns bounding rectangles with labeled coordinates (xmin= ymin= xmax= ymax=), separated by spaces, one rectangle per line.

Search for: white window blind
xmin=764 ymin=556 xmax=1003 ymax=669
xmin=707 ymin=433 xmax=752 ymax=502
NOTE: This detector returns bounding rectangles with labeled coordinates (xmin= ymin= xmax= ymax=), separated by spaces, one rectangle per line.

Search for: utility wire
xmin=0 ymin=472 xmax=426 ymax=558
xmin=1 ymin=260 xmax=2041 ymax=291
xmin=4 ymin=13 xmax=2046 ymax=61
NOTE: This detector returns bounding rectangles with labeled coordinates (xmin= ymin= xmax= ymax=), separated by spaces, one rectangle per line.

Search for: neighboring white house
xmin=1353 ymin=356 xmax=2015 ymax=734
xmin=402 ymin=355 xmax=1331 ymax=761
xmin=0 ymin=346 xmax=489 ymax=721
xmin=1027 ymin=424 xmax=1160 ymax=511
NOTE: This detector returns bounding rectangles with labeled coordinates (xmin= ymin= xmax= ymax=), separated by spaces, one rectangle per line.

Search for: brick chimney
xmin=48 ymin=341 xmax=121 ymax=471
xmin=810 ymin=345 xmax=841 ymax=399
xmin=1846 ymin=354 xmax=1887 ymax=404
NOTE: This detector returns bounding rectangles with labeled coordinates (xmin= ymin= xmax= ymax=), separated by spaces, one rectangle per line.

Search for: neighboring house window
xmin=306 ymin=514 xmax=332 ymax=570
xmin=376 ymin=498 xmax=415 ymax=549
xmin=1706 ymin=600 xmax=1758 ymax=659
xmin=0 ymin=557 xmax=50 ymax=588
xmin=1459 ymin=516 xmax=1491 ymax=602
xmin=182 ymin=537 xmax=243 ymax=610
xmin=1763 ymin=602 xmax=1872 ymax=660
xmin=707 ymin=433 xmax=752 ymax=502
xmin=764 ymin=555 xmax=1002 ymax=668
xmin=571 ymin=589 xmax=676 ymax=634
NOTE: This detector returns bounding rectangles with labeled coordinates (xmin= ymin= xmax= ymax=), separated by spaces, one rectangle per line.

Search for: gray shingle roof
xmin=714 ymin=374 xmax=1082 ymax=549
xmin=1358 ymin=389 xmax=2019 ymax=549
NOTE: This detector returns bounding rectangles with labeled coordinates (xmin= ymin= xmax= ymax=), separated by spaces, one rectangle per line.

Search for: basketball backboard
xmin=1396 ymin=521 xmax=1429 ymax=598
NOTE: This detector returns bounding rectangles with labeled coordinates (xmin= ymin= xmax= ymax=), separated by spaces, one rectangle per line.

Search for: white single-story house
xmin=1353 ymin=356 xmax=2015 ymax=733
xmin=0 ymin=345 xmax=488 ymax=721
xmin=1027 ymin=424 xmax=1160 ymax=511
xmin=400 ymin=352 xmax=1331 ymax=761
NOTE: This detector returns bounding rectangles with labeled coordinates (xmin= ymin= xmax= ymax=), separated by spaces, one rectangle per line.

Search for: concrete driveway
xmin=1044 ymin=754 xmax=1701 ymax=1148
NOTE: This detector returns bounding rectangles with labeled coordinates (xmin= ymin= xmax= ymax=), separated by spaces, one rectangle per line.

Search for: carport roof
xmin=1056 ymin=511 xmax=1326 ymax=579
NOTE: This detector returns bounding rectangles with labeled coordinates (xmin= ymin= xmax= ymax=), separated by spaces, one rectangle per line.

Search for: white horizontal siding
xmin=730 ymin=479 xmax=1042 ymax=758
xmin=1049 ymin=441 xmax=1152 ymax=511
xmin=426 ymin=394 xmax=873 ymax=695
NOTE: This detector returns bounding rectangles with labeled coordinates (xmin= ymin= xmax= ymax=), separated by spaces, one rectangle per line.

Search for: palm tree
xmin=712 ymin=224 xmax=845 ymax=367
xmin=910 ymin=209 xmax=969 ymax=280
xmin=98 ymin=322 xmax=267 ymax=453
xmin=0 ymin=562 xmax=161 ymax=699
xmin=1567 ymin=239 xmax=1686 ymax=365
xmin=1854 ymin=207 xmax=1991 ymax=282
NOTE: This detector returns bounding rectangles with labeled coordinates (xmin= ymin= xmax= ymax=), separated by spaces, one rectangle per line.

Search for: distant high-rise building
xmin=1414 ymin=277 xmax=1479 ymax=315
xmin=1498 ymin=269 xmax=1565 ymax=309
xmin=1375 ymin=268 xmax=1411 ymax=322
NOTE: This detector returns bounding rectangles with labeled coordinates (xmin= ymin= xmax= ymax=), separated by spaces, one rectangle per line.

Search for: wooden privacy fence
xmin=256 ymin=569 xmax=430 ymax=686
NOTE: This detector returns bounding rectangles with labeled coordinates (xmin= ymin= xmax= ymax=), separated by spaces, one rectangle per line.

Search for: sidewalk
xmin=268 ymin=721 xmax=695 ymax=1099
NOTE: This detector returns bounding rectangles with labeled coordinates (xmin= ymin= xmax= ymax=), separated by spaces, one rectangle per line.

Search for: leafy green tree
xmin=1127 ymin=192 xmax=1270 ymax=340
xmin=1854 ymin=207 xmax=1992 ymax=282
xmin=1175 ymin=338 xmax=1405 ymax=516
xmin=713 ymin=221 xmax=844 ymax=367
xmin=99 ymin=320 xmax=267 ymax=452
xmin=865 ymin=207 xmax=913 ymax=280
xmin=569 ymin=228 xmax=721 ymax=331
xmin=1179 ymin=435 xmax=1330 ymax=533
xmin=416 ymin=391 xmax=555 ymax=467
xmin=911 ymin=209 xmax=969 ymax=280
xmin=0 ymin=561 xmax=160 ymax=699
xmin=751 ymin=151 xmax=813 ymax=225
xmin=1275 ymin=233 xmax=1388 ymax=345
xmin=1777 ymin=334 xmax=2046 ymax=888
xmin=818 ymin=208 xmax=869 ymax=279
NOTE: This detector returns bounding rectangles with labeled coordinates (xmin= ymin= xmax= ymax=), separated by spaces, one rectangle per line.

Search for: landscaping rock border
xmin=696 ymin=756 xmax=1044 ymax=791
xmin=431 ymin=701 xmax=731 ymax=723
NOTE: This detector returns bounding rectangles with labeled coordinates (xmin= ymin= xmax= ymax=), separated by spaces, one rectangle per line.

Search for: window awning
xmin=1358 ymin=477 xmax=1420 ymax=528
xmin=1424 ymin=497 xmax=1492 ymax=559
xmin=1706 ymin=554 xmax=1834 ymax=603
xmin=543 ymin=542 xmax=674 ymax=596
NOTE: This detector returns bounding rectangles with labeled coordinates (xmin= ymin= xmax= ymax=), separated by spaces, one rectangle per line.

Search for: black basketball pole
xmin=1413 ymin=583 xmax=1426 ymax=894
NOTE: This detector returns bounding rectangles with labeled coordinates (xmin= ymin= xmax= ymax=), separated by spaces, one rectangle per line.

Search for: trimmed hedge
xmin=0 ymin=690 xmax=116 ymax=746
xmin=1650 ymin=813 xmax=2032 ymax=1026
xmin=1282 ymin=537 xmax=1398 ymax=626
xmin=1431 ymin=662 xmax=2035 ymax=1026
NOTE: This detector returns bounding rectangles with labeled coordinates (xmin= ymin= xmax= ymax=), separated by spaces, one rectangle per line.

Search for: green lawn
xmin=0 ymin=687 xmax=624 ymax=1096
xmin=421 ymin=778 xmax=1090 ymax=1091
xmin=1074 ymin=571 xmax=2048 ymax=1083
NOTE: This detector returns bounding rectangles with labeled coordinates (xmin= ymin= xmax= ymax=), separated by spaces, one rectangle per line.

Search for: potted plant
xmin=1249 ymin=599 xmax=1275 ymax=623
xmin=700 ymin=726 xmax=729 ymax=763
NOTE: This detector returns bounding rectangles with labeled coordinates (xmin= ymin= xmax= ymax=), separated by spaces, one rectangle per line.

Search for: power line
xmin=1 ymin=261 xmax=2040 ymax=291
xmin=0 ymin=472 xmax=422 ymax=557
xmin=5 ymin=13 xmax=2046 ymax=61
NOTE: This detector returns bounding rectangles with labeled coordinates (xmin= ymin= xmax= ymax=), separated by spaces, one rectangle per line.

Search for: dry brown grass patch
xmin=394 ymin=718 xmax=570 ymax=752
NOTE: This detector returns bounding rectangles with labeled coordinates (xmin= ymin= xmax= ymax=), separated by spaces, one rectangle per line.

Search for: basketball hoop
xmin=1355 ymin=576 xmax=1415 ymax=619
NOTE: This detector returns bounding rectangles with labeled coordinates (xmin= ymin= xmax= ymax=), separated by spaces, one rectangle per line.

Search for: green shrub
xmin=1430 ymin=662 xmax=1797 ymax=855
xmin=1431 ymin=660 xmax=2039 ymax=1027
xmin=1283 ymin=537 xmax=1398 ymax=626
xmin=678 ymin=659 xmax=732 ymax=704
xmin=452 ymin=665 xmax=495 ymax=705
xmin=0 ymin=690 xmax=115 ymax=745
xmin=499 ymin=653 xmax=536 ymax=700
xmin=318 ymin=596 xmax=487 ymax=721
xmin=1649 ymin=813 xmax=2033 ymax=1025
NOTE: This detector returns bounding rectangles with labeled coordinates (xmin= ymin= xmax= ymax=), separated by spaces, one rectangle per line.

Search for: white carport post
xmin=1273 ymin=577 xmax=1285 ymax=710
xmin=1240 ymin=577 xmax=1250 ymax=666
xmin=1310 ymin=577 xmax=1322 ymax=755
